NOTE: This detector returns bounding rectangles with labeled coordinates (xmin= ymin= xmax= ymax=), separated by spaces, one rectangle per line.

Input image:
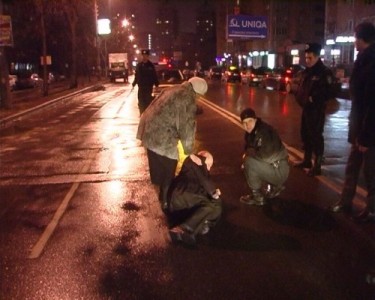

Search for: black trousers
xmin=243 ymin=156 xmax=289 ymax=190
xmin=138 ymin=86 xmax=153 ymax=114
xmin=300 ymin=106 xmax=325 ymax=157
xmin=341 ymin=145 xmax=375 ymax=213
xmin=146 ymin=149 xmax=177 ymax=187
xmin=169 ymin=191 xmax=222 ymax=236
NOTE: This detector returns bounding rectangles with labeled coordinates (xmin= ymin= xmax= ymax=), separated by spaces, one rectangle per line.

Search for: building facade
xmin=324 ymin=0 xmax=375 ymax=76
xmin=215 ymin=0 xmax=326 ymax=69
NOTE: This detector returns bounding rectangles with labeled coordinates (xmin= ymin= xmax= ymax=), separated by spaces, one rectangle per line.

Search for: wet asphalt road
xmin=0 ymin=80 xmax=374 ymax=299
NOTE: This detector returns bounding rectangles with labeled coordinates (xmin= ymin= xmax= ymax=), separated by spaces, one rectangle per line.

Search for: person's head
xmin=141 ymin=49 xmax=150 ymax=62
xmin=198 ymin=150 xmax=213 ymax=170
xmin=354 ymin=22 xmax=375 ymax=52
xmin=304 ymin=43 xmax=321 ymax=68
xmin=240 ymin=108 xmax=257 ymax=133
xmin=188 ymin=77 xmax=208 ymax=96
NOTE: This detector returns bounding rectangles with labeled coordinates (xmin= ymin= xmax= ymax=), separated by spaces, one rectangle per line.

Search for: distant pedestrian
xmin=239 ymin=108 xmax=289 ymax=206
xmin=330 ymin=22 xmax=375 ymax=223
xmin=294 ymin=43 xmax=336 ymax=176
xmin=168 ymin=151 xmax=222 ymax=247
xmin=136 ymin=77 xmax=208 ymax=210
xmin=132 ymin=49 xmax=159 ymax=114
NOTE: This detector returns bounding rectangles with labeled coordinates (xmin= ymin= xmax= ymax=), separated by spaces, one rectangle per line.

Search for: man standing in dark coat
xmin=330 ymin=22 xmax=375 ymax=223
xmin=132 ymin=49 xmax=159 ymax=114
xmin=294 ymin=43 xmax=336 ymax=176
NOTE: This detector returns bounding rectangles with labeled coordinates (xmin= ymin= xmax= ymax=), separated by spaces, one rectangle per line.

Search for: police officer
xmin=132 ymin=49 xmax=159 ymax=114
xmin=239 ymin=108 xmax=290 ymax=206
xmin=294 ymin=43 xmax=335 ymax=176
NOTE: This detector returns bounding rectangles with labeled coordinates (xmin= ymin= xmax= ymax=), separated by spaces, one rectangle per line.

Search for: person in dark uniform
xmin=294 ymin=43 xmax=336 ymax=176
xmin=132 ymin=49 xmax=159 ymax=114
xmin=168 ymin=151 xmax=222 ymax=247
xmin=239 ymin=108 xmax=290 ymax=206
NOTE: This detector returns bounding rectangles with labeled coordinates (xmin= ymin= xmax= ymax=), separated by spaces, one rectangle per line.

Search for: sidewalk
xmin=0 ymin=76 xmax=107 ymax=128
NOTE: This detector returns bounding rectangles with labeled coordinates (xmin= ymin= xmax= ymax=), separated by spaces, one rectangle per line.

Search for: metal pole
xmin=104 ymin=38 xmax=108 ymax=78
xmin=0 ymin=2 xmax=11 ymax=108
xmin=94 ymin=0 xmax=101 ymax=79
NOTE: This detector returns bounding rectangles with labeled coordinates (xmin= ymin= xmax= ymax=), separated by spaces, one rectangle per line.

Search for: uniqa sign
xmin=227 ymin=15 xmax=267 ymax=39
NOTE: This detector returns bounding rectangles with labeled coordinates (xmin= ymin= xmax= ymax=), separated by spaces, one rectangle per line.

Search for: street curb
xmin=0 ymin=84 xmax=104 ymax=130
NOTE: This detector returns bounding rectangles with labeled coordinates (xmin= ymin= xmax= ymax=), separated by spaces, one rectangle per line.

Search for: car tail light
xmin=285 ymin=77 xmax=290 ymax=82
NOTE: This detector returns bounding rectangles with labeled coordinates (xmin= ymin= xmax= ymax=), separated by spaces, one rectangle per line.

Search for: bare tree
xmin=45 ymin=0 xmax=94 ymax=89
xmin=34 ymin=0 xmax=49 ymax=96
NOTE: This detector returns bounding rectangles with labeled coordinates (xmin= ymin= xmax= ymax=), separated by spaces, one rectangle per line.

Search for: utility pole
xmin=94 ymin=0 xmax=101 ymax=79
xmin=0 ymin=1 xmax=11 ymax=108
xmin=38 ymin=0 xmax=49 ymax=97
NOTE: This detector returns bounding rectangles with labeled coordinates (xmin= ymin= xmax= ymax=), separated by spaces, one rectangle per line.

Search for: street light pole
xmin=94 ymin=0 xmax=101 ymax=79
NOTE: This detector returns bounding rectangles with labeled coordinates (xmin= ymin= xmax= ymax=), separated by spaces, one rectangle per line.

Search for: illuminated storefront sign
xmin=227 ymin=15 xmax=267 ymax=39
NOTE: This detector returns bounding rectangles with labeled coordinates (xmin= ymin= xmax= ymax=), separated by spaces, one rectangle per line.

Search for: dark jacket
xmin=348 ymin=43 xmax=375 ymax=147
xmin=168 ymin=155 xmax=217 ymax=200
xmin=244 ymin=118 xmax=288 ymax=164
xmin=132 ymin=60 xmax=159 ymax=87
xmin=295 ymin=59 xmax=335 ymax=109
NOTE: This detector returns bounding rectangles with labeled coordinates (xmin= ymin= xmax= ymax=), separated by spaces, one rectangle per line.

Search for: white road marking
xmin=29 ymin=152 xmax=95 ymax=259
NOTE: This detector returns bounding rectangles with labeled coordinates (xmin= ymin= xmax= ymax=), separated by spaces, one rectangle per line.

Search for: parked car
xmin=31 ymin=73 xmax=44 ymax=86
xmin=284 ymin=64 xmax=305 ymax=93
xmin=223 ymin=66 xmax=241 ymax=83
xmin=182 ymin=69 xmax=194 ymax=80
xmin=208 ymin=66 xmax=223 ymax=80
xmin=193 ymin=69 xmax=205 ymax=78
xmin=240 ymin=68 xmax=252 ymax=85
xmin=261 ymin=65 xmax=305 ymax=92
xmin=248 ymin=66 xmax=272 ymax=86
xmin=152 ymin=68 xmax=185 ymax=98
xmin=15 ymin=73 xmax=38 ymax=90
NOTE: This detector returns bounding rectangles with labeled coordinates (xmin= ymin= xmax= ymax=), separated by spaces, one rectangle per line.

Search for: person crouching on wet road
xmin=136 ymin=77 xmax=208 ymax=211
xmin=239 ymin=108 xmax=290 ymax=206
xmin=168 ymin=151 xmax=222 ymax=247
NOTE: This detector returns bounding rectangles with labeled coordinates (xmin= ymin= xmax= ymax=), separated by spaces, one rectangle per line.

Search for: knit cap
xmin=240 ymin=108 xmax=257 ymax=121
xmin=188 ymin=77 xmax=208 ymax=95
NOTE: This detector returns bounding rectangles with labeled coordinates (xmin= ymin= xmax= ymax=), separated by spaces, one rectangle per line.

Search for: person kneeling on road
xmin=240 ymin=108 xmax=290 ymax=206
xmin=168 ymin=151 xmax=222 ymax=247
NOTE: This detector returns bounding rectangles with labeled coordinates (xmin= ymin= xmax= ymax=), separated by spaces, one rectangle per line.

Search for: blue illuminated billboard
xmin=227 ymin=15 xmax=268 ymax=39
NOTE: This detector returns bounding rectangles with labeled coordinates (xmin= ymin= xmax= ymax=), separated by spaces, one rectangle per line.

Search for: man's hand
xmin=190 ymin=154 xmax=202 ymax=165
xmin=212 ymin=188 xmax=221 ymax=199
xmin=358 ymin=145 xmax=368 ymax=153
xmin=356 ymin=140 xmax=369 ymax=153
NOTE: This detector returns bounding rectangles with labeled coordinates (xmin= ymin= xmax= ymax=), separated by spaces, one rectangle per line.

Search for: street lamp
xmin=97 ymin=18 xmax=111 ymax=78
xmin=122 ymin=18 xmax=129 ymax=28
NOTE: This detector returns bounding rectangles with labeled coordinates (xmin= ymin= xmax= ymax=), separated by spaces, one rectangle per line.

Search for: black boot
xmin=308 ymin=155 xmax=323 ymax=176
xmin=240 ymin=189 xmax=265 ymax=206
xmin=295 ymin=150 xmax=312 ymax=169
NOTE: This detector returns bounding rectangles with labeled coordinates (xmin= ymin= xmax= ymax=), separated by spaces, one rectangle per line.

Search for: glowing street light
xmin=97 ymin=18 xmax=111 ymax=77
xmin=122 ymin=18 xmax=129 ymax=28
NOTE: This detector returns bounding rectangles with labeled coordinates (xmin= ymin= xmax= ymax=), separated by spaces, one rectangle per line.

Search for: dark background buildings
xmin=3 ymin=0 xmax=375 ymax=78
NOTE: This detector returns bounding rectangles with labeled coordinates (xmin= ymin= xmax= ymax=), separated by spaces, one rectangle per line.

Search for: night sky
xmin=102 ymin=0 xmax=204 ymax=33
